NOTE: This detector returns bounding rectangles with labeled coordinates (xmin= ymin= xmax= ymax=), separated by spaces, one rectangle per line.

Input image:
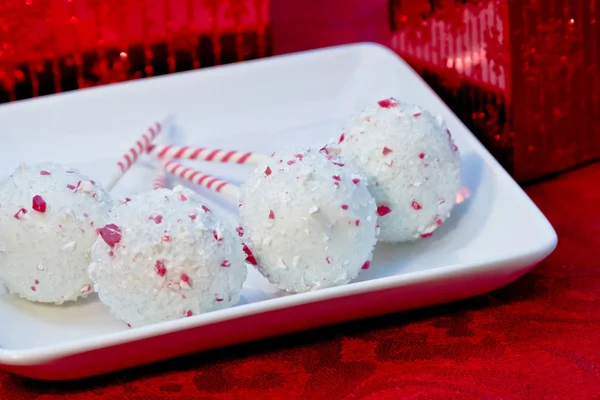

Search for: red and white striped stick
xmin=105 ymin=116 xmax=173 ymax=190
xmin=163 ymin=160 xmax=240 ymax=200
xmin=149 ymin=144 xmax=268 ymax=165
xmin=152 ymin=171 xmax=167 ymax=190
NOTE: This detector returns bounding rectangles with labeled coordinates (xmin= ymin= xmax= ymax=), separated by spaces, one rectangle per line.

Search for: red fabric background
xmin=1 ymin=164 xmax=599 ymax=398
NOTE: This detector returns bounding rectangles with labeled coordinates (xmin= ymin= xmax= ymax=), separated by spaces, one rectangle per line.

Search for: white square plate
xmin=0 ymin=43 xmax=556 ymax=380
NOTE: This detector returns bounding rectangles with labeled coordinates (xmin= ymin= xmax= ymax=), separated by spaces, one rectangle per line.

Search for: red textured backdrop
xmin=1 ymin=163 xmax=599 ymax=398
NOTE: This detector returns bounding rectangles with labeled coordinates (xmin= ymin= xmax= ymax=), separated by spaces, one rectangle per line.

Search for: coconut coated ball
xmin=89 ymin=185 xmax=247 ymax=327
xmin=0 ymin=162 xmax=112 ymax=303
xmin=336 ymin=98 xmax=461 ymax=242
xmin=238 ymin=147 xmax=378 ymax=293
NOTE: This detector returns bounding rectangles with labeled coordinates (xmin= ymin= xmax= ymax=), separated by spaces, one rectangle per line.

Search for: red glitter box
xmin=1 ymin=0 xmax=598 ymax=182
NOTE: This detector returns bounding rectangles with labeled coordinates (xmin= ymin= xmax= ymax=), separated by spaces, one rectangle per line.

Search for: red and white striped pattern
xmin=150 ymin=145 xmax=267 ymax=165
xmin=152 ymin=172 xmax=167 ymax=190
xmin=163 ymin=160 xmax=240 ymax=200
xmin=117 ymin=122 xmax=162 ymax=173
xmin=105 ymin=120 xmax=165 ymax=191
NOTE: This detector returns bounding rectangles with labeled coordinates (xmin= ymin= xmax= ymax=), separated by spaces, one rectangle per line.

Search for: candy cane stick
xmin=149 ymin=144 xmax=268 ymax=165
xmin=105 ymin=115 xmax=174 ymax=191
xmin=163 ymin=160 xmax=240 ymax=200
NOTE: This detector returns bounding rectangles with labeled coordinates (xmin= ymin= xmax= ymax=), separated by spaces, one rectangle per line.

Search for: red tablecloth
xmin=1 ymin=164 xmax=599 ymax=399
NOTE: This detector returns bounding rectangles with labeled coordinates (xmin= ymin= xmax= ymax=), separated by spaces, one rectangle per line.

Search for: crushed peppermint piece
xmin=332 ymin=161 xmax=345 ymax=167
xmin=186 ymin=310 xmax=193 ymax=316
xmin=80 ymin=285 xmax=92 ymax=293
xmin=276 ymin=257 xmax=288 ymax=269
xmin=96 ymin=224 xmax=122 ymax=247
xmin=419 ymin=153 xmax=425 ymax=159
xmin=213 ymin=229 xmax=222 ymax=242
xmin=61 ymin=241 xmax=77 ymax=252
xmin=378 ymin=98 xmax=398 ymax=108
xmin=268 ymin=210 xmax=275 ymax=219
xmin=294 ymin=154 xmax=304 ymax=160
xmin=189 ymin=213 xmax=197 ymax=221
xmin=434 ymin=215 xmax=443 ymax=226
xmin=180 ymin=273 xmax=192 ymax=287
xmin=236 ymin=226 xmax=244 ymax=237
xmin=361 ymin=261 xmax=370 ymax=270
xmin=326 ymin=257 xmax=332 ymax=264
xmin=413 ymin=112 xmax=422 ymax=117
xmin=341 ymin=205 xmax=349 ymax=210
xmin=13 ymin=208 xmax=28 ymax=220
xmin=287 ymin=160 xmax=296 ymax=165
xmin=242 ymin=244 xmax=257 ymax=265
xmin=149 ymin=214 xmax=163 ymax=224
xmin=338 ymin=133 xmax=345 ymax=143
xmin=382 ymin=146 xmax=393 ymax=156
xmin=202 ymin=205 xmax=211 ymax=213
xmin=32 ymin=195 xmax=47 ymax=212
xmin=352 ymin=178 xmax=361 ymax=184
xmin=355 ymin=220 xmax=360 ymax=226
xmin=40 ymin=170 xmax=51 ymax=176
xmin=221 ymin=260 xmax=231 ymax=267
xmin=264 ymin=166 xmax=272 ymax=176
xmin=215 ymin=298 xmax=224 ymax=303
xmin=332 ymin=175 xmax=341 ymax=182
xmin=162 ymin=235 xmax=171 ymax=242
xmin=411 ymin=201 xmax=423 ymax=210
xmin=377 ymin=205 xmax=392 ymax=216
xmin=155 ymin=260 xmax=167 ymax=277
xmin=421 ymin=232 xmax=434 ymax=238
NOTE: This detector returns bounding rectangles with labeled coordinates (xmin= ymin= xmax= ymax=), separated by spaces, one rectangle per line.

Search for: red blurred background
xmin=0 ymin=0 xmax=598 ymax=182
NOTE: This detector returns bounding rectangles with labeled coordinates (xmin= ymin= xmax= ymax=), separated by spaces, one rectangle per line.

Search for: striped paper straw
xmin=149 ymin=144 xmax=268 ymax=165
xmin=105 ymin=115 xmax=173 ymax=191
xmin=163 ymin=160 xmax=240 ymax=200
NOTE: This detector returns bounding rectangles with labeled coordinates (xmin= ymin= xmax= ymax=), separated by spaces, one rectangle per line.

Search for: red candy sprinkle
xmin=352 ymin=178 xmax=361 ymax=184
xmin=452 ymin=144 xmax=459 ymax=152
xmin=326 ymin=257 xmax=332 ymax=264
xmin=97 ymin=224 xmax=122 ymax=248
xmin=413 ymin=112 xmax=422 ymax=117
xmin=361 ymin=261 xmax=370 ymax=270
xmin=109 ymin=250 xmax=114 ymax=257
xmin=180 ymin=194 xmax=188 ymax=201
xmin=66 ymin=184 xmax=76 ymax=190
xmin=155 ymin=260 xmax=167 ymax=277
xmin=40 ymin=170 xmax=51 ymax=176
xmin=421 ymin=233 xmax=434 ymax=238
xmin=332 ymin=162 xmax=345 ymax=167
xmin=332 ymin=175 xmax=341 ymax=181
xmin=236 ymin=226 xmax=244 ymax=237
xmin=341 ymin=205 xmax=349 ymax=210
xmin=434 ymin=216 xmax=443 ymax=226
xmin=268 ymin=210 xmax=275 ymax=219
xmin=125 ymin=198 xmax=132 ymax=203
xmin=355 ymin=220 xmax=360 ymax=226
xmin=319 ymin=145 xmax=331 ymax=155
xmin=83 ymin=213 xmax=89 ymax=218
xmin=215 ymin=298 xmax=224 ymax=302
xmin=294 ymin=154 xmax=304 ymax=160
xmin=149 ymin=214 xmax=163 ymax=224
xmin=189 ymin=213 xmax=197 ymax=221
xmin=264 ymin=166 xmax=272 ymax=176
xmin=13 ymin=208 xmax=27 ymax=220
xmin=338 ymin=133 xmax=345 ymax=144
xmin=377 ymin=205 xmax=392 ymax=216
xmin=378 ymin=98 xmax=397 ymax=108
xmin=31 ymin=286 xmax=36 ymax=291
xmin=419 ymin=153 xmax=425 ymax=159
xmin=242 ymin=244 xmax=257 ymax=265
xmin=382 ymin=146 xmax=393 ymax=156
xmin=35 ymin=280 xmax=39 ymax=284
xmin=411 ymin=201 xmax=422 ymax=210
xmin=181 ymin=273 xmax=192 ymax=287
xmin=162 ymin=235 xmax=171 ymax=242
xmin=221 ymin=260 xmax=231 ymax=267
xmin=213 ymin=230 xmax=222 ymax=242
xmin=287 ymin=160 xmax=296 ymax=165
xmin=202 ymin=205 xmax=211 ymax=213
xmin=186 ymin=310 xmax=193 ymax=317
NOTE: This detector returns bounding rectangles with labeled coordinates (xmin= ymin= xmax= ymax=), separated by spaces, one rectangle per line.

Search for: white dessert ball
xmin=89 ymin=185 xmax=247 ymax=327
xmin=0 ymin=163 xmax=112 ymax=303
xmin=336 ymin=97 xmax=461 ymax=242
xmin=239 ymin=147 xmax=378 ymax=293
